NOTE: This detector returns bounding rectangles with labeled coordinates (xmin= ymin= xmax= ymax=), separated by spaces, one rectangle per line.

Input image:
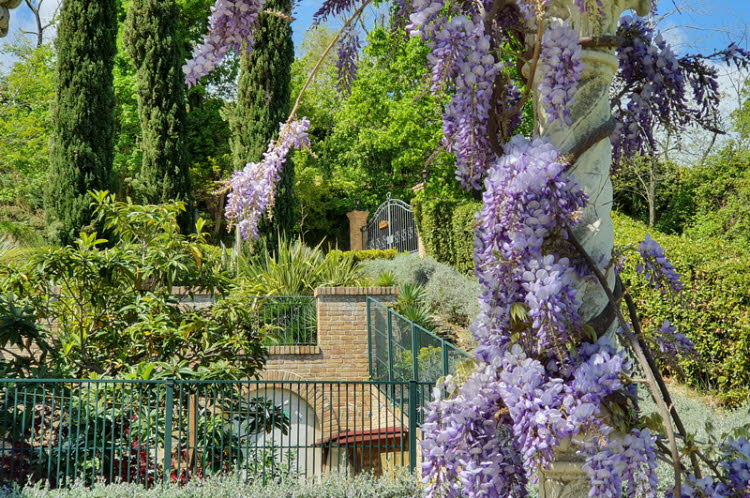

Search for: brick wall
xmin=263 ymin=286 xmax=398 ymax=382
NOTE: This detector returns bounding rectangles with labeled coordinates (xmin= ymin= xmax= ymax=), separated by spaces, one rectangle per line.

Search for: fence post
xmin=442 ymin=342 xmax=449 ymax=379
xmin=411 ymin=323 xmax=419 ymax=382
xmin=386 ymin=309 xmax=394 ymax=382
xmin=367 ymin=298 xmax=373 ymax=378
xmin=408 ymin=380 xmax=418 ymax=473
xmin=163 ymin=380 xmax=174 ymax=482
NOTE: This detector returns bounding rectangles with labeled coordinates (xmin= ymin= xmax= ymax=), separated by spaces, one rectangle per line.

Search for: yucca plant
xmin=235 ymin=235 xmax=365 ymax=296
xmin=375 ymin=271 xmax=397 ymax=287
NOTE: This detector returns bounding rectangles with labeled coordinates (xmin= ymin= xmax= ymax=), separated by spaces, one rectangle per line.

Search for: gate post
xmin=346 ymin=210 xmax=369 ymax=251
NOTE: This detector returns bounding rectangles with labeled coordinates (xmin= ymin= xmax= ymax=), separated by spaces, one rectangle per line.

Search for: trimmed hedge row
xmin=412 ymin=197 xmax=481 ymax=275
xmin=614 ymin=212 xmax=750 ymax=406
xmin=326 ymin=248 xmax=398 ymax=263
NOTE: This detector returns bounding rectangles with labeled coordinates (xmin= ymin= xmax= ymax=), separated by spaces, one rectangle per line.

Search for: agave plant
xmin=234 ymin=235 xmax=365 ymax=295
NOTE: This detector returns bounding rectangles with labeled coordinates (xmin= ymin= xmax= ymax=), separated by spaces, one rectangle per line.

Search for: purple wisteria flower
xmin=336 ymin=28 xmax=360 ymax=93
xmin=225 ymin=119 xmax=310 ymax=239
xmin=654 ymin=320 xmax=696 ymax=365
xmin=183 ymin=0 xmax=267 ymax=87
xmin=636 ymin=234 xmax=683 ymax=293
xmin=583 ymin=428 xmax=659 ymax=497
xmin=668 ymin=437 xmax=750 ymax=497
xmin=539 ymin=22 xmax=583 ymax=125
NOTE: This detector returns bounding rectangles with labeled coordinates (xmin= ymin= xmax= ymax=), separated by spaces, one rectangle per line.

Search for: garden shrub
xmin=326 ymin=248 xmax=398 ymax=263
xmin=361 ymin=254 xmax=480 ymax=328
xmin=450 ymin=201 xmax=481 ymax=275
xmin=234 ymin=236 xmax=365 ymax=295
xmin=413 ymin=196 xmax=480 ymax=275
xmin=614 ymin=212 xmax=750 ymax=405
xmin=4 ymin=471 xmax=421 ymax=497
xmin=418 ymin=198 xmax=459 ymax=264
xmin=0 ymin=192 xmax=268 ymax=380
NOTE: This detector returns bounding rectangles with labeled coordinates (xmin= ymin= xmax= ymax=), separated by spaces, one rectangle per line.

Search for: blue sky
xmin=658 ymin=0 xmax=750 ymax=53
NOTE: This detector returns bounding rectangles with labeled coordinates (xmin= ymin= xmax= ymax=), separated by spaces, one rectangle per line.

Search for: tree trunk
xmin=530 ymin=0 xmax=650 ymax=495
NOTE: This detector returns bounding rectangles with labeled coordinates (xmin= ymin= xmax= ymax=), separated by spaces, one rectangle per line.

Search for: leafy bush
xmin=361 ymin=254 xmax=480 ymax=329
xmin=326 ymin=248 xmax=398 ymax=263
xmin=417 ymin=199 xmax=459 ymax=264
xmin=413 ymin=196 xmax=480 ymax=275
xmin=450 ymin=202 xmax=481 ymax=275
xmin=0 ymin=192 xmax=267 ymax=380
xmin=614 ymin=212 xmax=750 ymax=405
xmin=4 ymin=471 xmax=421 ymax=497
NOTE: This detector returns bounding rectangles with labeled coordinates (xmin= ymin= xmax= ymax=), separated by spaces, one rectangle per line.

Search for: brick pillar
xmin=314 ymin=287 xmax=398 ymax=381
xmin=346 ymin=210 xmax=369 ymax=251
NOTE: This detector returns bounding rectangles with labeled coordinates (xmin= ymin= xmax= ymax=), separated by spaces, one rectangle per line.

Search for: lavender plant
xmin=184 ymin=0 xmax=750 ymax=496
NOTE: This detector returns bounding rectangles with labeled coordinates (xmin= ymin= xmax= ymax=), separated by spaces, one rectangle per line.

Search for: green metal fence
xmin=247 ymin=296 xmax=317 ymax=346
xmin=0 ymin=379 xmax=431 ymax=488
xmin=367 ymin=297 xmax=472 ymax=386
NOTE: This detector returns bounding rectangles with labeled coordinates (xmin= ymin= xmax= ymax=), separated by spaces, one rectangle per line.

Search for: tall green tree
xmin=46 ymin=0 xmax=117 ymax=246
xmin=124 ymin=0 xmax=193 ymax=232
xmin=229 ymin=0 xmax=296 ymax=240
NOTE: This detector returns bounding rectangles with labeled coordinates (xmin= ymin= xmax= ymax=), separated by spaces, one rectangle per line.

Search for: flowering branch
xmin=565 ymin=227 xmax=683 ymax=496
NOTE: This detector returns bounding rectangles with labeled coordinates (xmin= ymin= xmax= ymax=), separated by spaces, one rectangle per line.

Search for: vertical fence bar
xmin=386 ymin=309 xmax=394 ymax=383
xmin=442 ymin=342 xmax=449 ymax=379
xmin=408 ymin=381 xmax=418 ymax=473
xmin=163 ymin=380 xmax=174 ymax=483
xmin=367 ymin=298 xmax=373 ymax=378
xmin=411 ymin=323 xmax=420 ymax=382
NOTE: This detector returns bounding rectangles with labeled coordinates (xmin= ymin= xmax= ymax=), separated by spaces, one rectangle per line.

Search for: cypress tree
xmin=229 ymin=0 xmax=296 ymax=241
xmin=125 ymin=0 xmax=192 ymax=232
xmin=46 ymin=0 xmax=117 ymax=246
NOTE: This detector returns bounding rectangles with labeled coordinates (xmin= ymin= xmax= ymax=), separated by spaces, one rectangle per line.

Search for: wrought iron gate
xmin=361 ymin=195 xmax=418 ymax=252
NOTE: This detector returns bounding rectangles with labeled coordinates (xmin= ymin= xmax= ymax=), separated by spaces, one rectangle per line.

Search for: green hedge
xmin=451 ymin=202 xmax=481 ymax=274
xmin=326 ymin=248 xmax=398 ymax=263
xmin=413 ymin=196 xmax=480 ymax=275
xmin=614 ymin=212 xmax=750 ymax=406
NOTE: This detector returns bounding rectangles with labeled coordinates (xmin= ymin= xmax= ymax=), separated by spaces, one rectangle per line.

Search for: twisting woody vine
xmin=184 ymin=0 xmax=750 ymax=496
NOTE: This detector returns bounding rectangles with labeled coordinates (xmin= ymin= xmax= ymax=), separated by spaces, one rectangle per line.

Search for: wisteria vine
xmin=184 ymin=0 xmax=750 ymax=496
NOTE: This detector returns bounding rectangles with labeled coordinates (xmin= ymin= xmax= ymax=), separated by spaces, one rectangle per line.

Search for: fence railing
xmin=367 ymin=297 xmax=472 ymax=387
xmin=249 ymin=296 xmax=317 ymax=346
xmin=0 ymin=379 xmax=432 ymax=488
xmin=178 ymin=294 xmax=317 ymax=346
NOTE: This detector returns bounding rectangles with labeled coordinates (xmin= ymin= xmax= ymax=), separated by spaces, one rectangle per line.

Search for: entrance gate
xmin=361 ymin=195 xmax=418 ymax=252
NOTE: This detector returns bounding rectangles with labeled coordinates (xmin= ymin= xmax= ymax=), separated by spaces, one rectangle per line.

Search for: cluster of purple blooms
xmin=224 ymin=119 xmax=310 ymax=239
xmin=612 ymin=15 xmax=750 ymax=163
xmin=336 ymin=28 xmax=360 ymax=93
xmin=636 ymin=234 xmax=684 ymax=293
xmin=408 ymin=3 xmax=502 ymax=190
xmin=539 ymin=22 xmax=583 ymax=125
xmin=183 ymin=0 xmax=266 ymax=87
xmin=420 ymin=135 xmax=657 ymax=496
xmin=670 ymin=437 xmax=750 ymax=497
xmin=653 ymin=320 xmax=696 ymax=366
xmin=583 ymin=428 xmax=659 ymax=497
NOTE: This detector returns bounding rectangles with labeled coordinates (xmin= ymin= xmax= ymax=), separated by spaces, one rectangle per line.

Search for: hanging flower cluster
xmin=337 ymin=28 xmax=360 ymax=93
xmin=612 ymin=15 xmax=750 ymax=163
xmin=225 ymin=119 xmax=310 ymax=239
xmin=183 ymin=0 xmax=267 ymax=87
xmin=408 ymin=3 xmax=502 ymax=190
xmin=539 ymin=22 xmax=583 ymax=125
xmin=636 ymin=233 xmax=683 ymax=293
